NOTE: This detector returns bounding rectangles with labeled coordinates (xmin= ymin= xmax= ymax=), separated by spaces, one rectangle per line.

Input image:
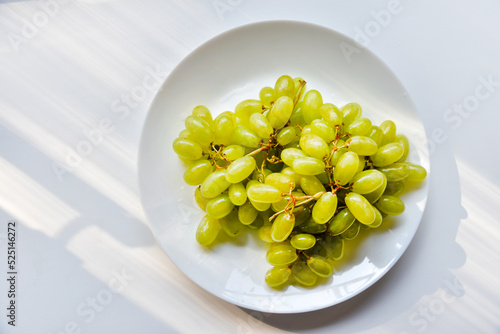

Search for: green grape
xmin=379 ymin=120 xmax=397 ymax=146
xmin=196 ymin=215 xmax=221 ymax=246
xmin=185 ymin=115 xmax=214 ymax=146
xmin=250 ymin=199 xmax=271 ymax=212
xmin=327 ymin=208 xmax=355 ymax=235
xmin=225 ymin=156 xmax=256 ymax=183
xmin=252 ymin=168 xmax=272 ymax=183
xmin=232 ymin=126 xmax=261 ymax=148
xmin=345 ymin=192 xmax=376 ymax=225
xmin=274 ymin=75 xmax=296 ymax=100
xmin=235 ymin=99 xmax=263 ymax=121
xmin=333 ymin=151 xmax=359 ymax=185
xmin=299 ymin=217 xmax=327 ymax=234
xmin=228 ymin=182 xmax=247 ymax=206
xmin=291 ymin=261 xmax=317 ymax=286
xmin=235 ymin=116 xmax=250 ymax=128
xmin=245 ymin=179 xmax=259 ymax=189
xmin=238 ymin=200 xmax=259 ymax=225
xmin=247 ymin=214 xmax=265 ymax=230
xmin=319 ymin=103 xmax=342 ymax=128
xmin=293 ymin=77 xmax=306 ymax=101
xmin=281 ymin=167 xmax=302 ymax=186
xmin=265 ymin=173 xmax=295 ymax=193
xmin=292 ymin=157 xmax=325 ymax=176
xmin=303 ymin=240 xmax=327 ymax=258
xmin=272 ymin=192 xmax=301 ymax=212
xmin=289 ymin=101 xmax=306 ymax=127
xmin=350 ymin=169 xmax=385 ymax=194
xmin=368 ymin=125 xmax=383 ymax=146
xmin=345 ymin=117 xmax=372 ymax=137
xmin=340 ymin=102 xmax=362 ymax=126
xmin=356 ymin=155 xmax=366 ymax=174
xmin=205 ymin=193 xmax=234 ymax=219
xmin=281 ymin=148 xmax=307 ymax=166
xmin=178 ymin=128 xmax=192 ymax=140
xmin=370 ymin=143 xmax=404 ymax=167
xmin=265 ymin=265 xmax=291 ymax=287
xmin=377 ymin=162 xmax=410 ymax=182
xmin=268 ymin=96 xmax=294 ymax=129
xmin=220 ymin=110 xmax=237 ymax=123
xmin=246 ymin=180 xmax=271 ymax=211
xmin=384 ymin=180 xmax=404 ymax=196
xmin=299 ymin=175 xmax=326 ymax=196
xmin=299 ymin=133 xmax=330 ymax=160
xmin=294 ymin=209 xmax=310 ymax=227
xmin=395 ymin=134 xmax=410 ymax=163
xmin=376 ymin=195 xmax=405 ymax=215
xmin=342 ymin=221 xmax=361 ymax=240
xmin=309 ymin=119 xmax=336 ymax=142
xmin=271 ymin=213 xmax=295 ymax=242
xmin=213 ymin=113 xmax=234 ymax=145
xmin=249 ymin=113 xmax=273 ymax=139
xmin=290 ymin=234 xmax=316 ymax=250
xmin=258 ymin=223 xmax=273 ymax=243
xmin=316 ymin=170 xmax=330 ymax=184
xmin=247 ymin=184 xmax=282 ymax=203
xmin=302 ymin=90 xmax=323 ymax=124
xmin=220 ymin=210 xmax=244 ymax=237
xmin=345 ymin=135 xmax=378 ymax=156
xmin=183 ymin=159 xmax=213 ymax=186
xmin=200 ymin=168 xmax=231 ymax=198
xmin=194 ymin=187 xmax=210 ymax=211
xmin=192 ymin=105 xmax=213 ymax=126
xmin=330 ymin=142 xmax=347 ymax=167
xmin=299 ymin=125 xmax=312 ymax=136
xmin=405 ymin=162 xmax=427 ymax=182
xmin=266 ymin=242 xmax=297 ymax=265
xmin=363 ymin=173 xmax=387 ymax=203
xmin=322 ymin=234 xmax=344 ymax=260
xmin=259 ymin=86 xmax=275 ymax=108
xmin=172 ymin=137 xmax=203 ymax=160
xmin=222 ymin=145 xmax=245 ymax=161
xmin=277 ymin=126 xmax=296 ymax=146
xmin=307 ymin=255 xmax=333 ymax=277
xmin=368 ymin=206 xmax=383 ymax=228
xmin=312 ymin=192 xmax=338 ymax=224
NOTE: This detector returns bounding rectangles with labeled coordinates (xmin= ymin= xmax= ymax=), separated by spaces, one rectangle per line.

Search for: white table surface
xmin=1 ymin=1 xmax=500 ymax=333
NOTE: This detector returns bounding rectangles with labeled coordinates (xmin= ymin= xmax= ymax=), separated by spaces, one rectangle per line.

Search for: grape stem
xmin=268 ymin=191 xmax=324 ymax=222
xmin=208 ymin=144 xmax=231 ymax=169
xmin=293 ymin=79 xmax=307 ymax=107
xmin=245 ymin=140 xmax=273 ymax=157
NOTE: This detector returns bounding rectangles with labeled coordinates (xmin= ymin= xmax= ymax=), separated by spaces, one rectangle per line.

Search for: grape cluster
xmin=172 ymin=75 xmax=426 ymax=288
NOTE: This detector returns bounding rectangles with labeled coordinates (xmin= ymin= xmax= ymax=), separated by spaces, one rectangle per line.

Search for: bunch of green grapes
xmin=172 ymin=75 xmax=426 ymax=288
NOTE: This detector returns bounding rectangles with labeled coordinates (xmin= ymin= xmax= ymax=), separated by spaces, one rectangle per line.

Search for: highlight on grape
xmin=172 ymin=75 xmax=426 ymax=288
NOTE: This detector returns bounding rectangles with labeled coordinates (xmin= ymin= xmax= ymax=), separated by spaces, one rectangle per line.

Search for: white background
xmin=1 ymin=1 xmax=499 ymax=333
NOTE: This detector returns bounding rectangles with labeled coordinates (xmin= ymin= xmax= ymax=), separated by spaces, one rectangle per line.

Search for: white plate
xmin=138 ymin=20 xmax=430 ymax=313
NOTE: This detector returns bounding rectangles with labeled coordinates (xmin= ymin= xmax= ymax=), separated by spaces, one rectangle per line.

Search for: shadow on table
xmin=16 ymin=226 xmax=180 ymax=334
xmin=238 ymin=143 xmax=467 ymax=333
xmin=0 ymin=123 xmax=173 ymax=332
